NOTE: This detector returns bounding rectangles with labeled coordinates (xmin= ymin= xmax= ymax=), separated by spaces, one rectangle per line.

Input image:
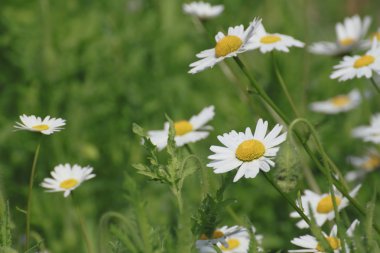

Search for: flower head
xmin=196 ymin=226 xmax=262 ymax=253
xmin=346 ymin=149 xmax=380 ymax=181
xmin=290 ymin=185 xmax=361 ymax=229
xmin=207 ymin=119 xmax=287 ymax=182
xmin=14 ymin=114 xmax=66 ymax=135
xmin=289 ymin=219 xmax=360 ymax=253
xmin=148 ymin=106 xmax=214 ymax=150
xmin=330 ymin=39 xmax=380 ymax=81
xmin=309 ymin=89 xmax=361 ymax=114
xmin=352 ymin=113 xmax=380 ymax=144
xmin=189 ymin=18 xmax=261 ymax=74
xmin=309 ymin=15 xmax=371 ymax=56
xmin=248 ymin=23 xmax=304 ymax=53
xmin=41 ymin=164 xmax=95 ymax=197
xmin=183 ymin=1 xmax=224 ymax=20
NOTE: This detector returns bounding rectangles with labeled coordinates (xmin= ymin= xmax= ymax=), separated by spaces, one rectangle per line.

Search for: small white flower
xmin=207 ymin=119 xmax=287 ymax=182
xmin=248 ymin=23 xmax=304 ymax=53
xmin=290 ymin=185 xmax=361 ymax=229
xmin=309 ymin=89 xmax=361 ymax=114
xmin=41 ymin=164 xmax=95 ymax=197
xmin=289 ymin=219 xmax=360 ymax=253
xmin=183 ymin=1 xmax=224 ymax=20
xmin=148 ymin=106 xmax=214 ymax=150
xmin=196 ymin=226 xmax=255 ymax=253
xmin=330 ymin=39 xmax=380 ymax=82
xmin=14 ymin=114 xmax=66 ymax=135
xmin=189 ymin=18 xmax=261 ymax=74
xmin=352 ymin=113 xmax=380 ymax=144
xmin=217 ymin=226 xmax=250 ymax=253
xmin=346 ymin=149 xmax=380 ymax=181
xmin=309 ymin=15 xmax=371 ymax=56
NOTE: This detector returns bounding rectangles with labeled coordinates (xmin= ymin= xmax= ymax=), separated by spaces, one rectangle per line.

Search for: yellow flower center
xmin=32 ymin=124 xmax=49 ymax=131
xmin=199 ymin=230 xmax=225 ymax=240
xmin=215 ymin=35 xmax=243 ymax=57
xmin=235 ymin=139 xmax=265 ymax=162
xmin=362 ymin=155 xmax=380 ymax=171
xmin=354 ymin=55 xmax=375 ymax=68
xmin=371 ymin=32 xmax=380 ymax=41
xmin=339 ymin=38 xmax=355 ymax=46
xmin=174 ymin=120 xmax=193 ymax=136
xmin=316 ymin=195 xmax=342 ymax=214
xmin=219 ymin=238 xmax=240 ymax=250
xmin=330 ymin=95 xmax=350 ymax=107
xmin=260 ymin=35 xmax=281 ymax=44
xmin=59 ymin=178 xmax=79 ymax=189
xmin=316 ymin=237 xmax=341 ymax=251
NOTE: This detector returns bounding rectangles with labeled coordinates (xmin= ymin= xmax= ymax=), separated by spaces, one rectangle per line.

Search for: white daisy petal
xmin=14 ymin=114 xmax=66 ymax=135
xmin=208 ymin=119 xmax=286 ymax=182
xmin=41 ymin=164 xmax=95 ymax=197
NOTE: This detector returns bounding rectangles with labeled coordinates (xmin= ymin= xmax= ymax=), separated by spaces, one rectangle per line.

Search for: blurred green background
xmin=1 ymin=0 xmax=380 ymax=252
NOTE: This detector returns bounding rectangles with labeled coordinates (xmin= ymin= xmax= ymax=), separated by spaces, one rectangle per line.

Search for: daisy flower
xmin=41 ymin=164 xmax=95 ymax=197
xmin=290 ymin=185 xmax=361 ymax=229
xmin=14 ymin=114 xmax=66 ymax=135
xmin=196 ymin=226 xmax=261 ymax=253
xmin=207 ymin=119 xmax=287 ymax=182
xmin=330 ymin=39 xmax=380 ymax=81
xmin=309 ymin=15 xmax=371 ymax=56
xmin=183 ymin=2 xmax=224 ymax=20
xmin=309 ymin=89 xmax=361 ymax=114
xmin=346 ymin=149 xmax=380 ymax=181
xmin=248 ymin=23 xmax=304 ymax=53
xmin=217 ymin=226 xmax=250 ymax=253
xmin=352 ymin=113 xmax=380 ymax=144
xmin=189 ymin=18 xmax=261 ymax=74
xmin=148 ymin=106 xmax=214 ymax=150
xmin=289 ymin=219 xmax=360 ymax=253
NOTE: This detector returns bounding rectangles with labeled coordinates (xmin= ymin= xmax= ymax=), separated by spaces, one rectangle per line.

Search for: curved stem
xmin=272 ymin=52 xmax=300 ymax=117
xmin=25 ymin=139 xmax=41 ymax=250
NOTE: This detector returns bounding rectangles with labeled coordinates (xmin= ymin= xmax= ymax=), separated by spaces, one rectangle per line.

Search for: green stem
xmin=234 ymin=56 xmax=289 ymax=123
xmin=25 ymin=140 xmax=41 ymax=250
xmin=72 ymin=197 xmax=94 ymax=253
xmin=262 ymin=173 xmax=311 ymax=226
xmin=272 ymin=52 xmax=300 ymax=117
xmin=370 ymin=77 xmax=380 ymax=94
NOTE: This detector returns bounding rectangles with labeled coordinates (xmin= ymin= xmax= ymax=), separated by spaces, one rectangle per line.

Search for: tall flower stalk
xmin=25 ymin=138 xmax=41 ymax=250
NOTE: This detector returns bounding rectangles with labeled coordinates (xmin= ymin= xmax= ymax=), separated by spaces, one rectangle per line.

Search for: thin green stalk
xmin=370 ymin=77 xmax=380 ymax=94
xmin=234 ymin=57 xmax=289 ymax=123
xmin=262 ymin=173 xmax=311 ymax=226
xmin=72 ymin=197 xmax=94 ymax=253
xmin=272 ymin=52 xmax=300 ymax=117
xmin=25 ymin=140 xmax=41 ymax=250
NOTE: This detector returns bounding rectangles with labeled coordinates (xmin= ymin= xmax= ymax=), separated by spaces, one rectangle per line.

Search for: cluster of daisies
xmin=14 ymin=115 xmax=95 ymax=197
xmin=143 ymin=2 xmax=380 ymax=252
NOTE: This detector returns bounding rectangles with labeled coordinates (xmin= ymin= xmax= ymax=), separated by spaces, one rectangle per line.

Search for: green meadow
xmin=1 ymin=0 xmax=380 ymax=252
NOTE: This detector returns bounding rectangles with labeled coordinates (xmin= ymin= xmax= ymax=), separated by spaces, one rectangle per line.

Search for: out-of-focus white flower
xmin=290 ymin=185 xmax=361 ymax=229
xmin=309 ymin=89 xmax=361 ymax=114
xmin=183 ymin=2 xmax=224 ymax=20
xmin=352 ymin=113 xmax=380 ymax=144
xmin=289 ymin=220 xmax=360 ymax=252
xmin=346 ymin=149 xmax=380 ymax=181
xmin=309 ymin=15 xmax=371 ymax=56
